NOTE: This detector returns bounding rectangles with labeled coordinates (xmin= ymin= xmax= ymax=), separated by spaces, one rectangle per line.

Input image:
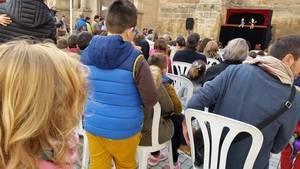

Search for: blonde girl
xmin=0 ymin=40 xmax=88 ymax=169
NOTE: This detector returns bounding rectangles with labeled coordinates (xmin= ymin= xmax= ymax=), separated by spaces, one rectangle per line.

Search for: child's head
xmin=67 ymin=34 xmax=78 ymax=49
xmin=56 ymin=37 xmax=68 ymax=49
xmin=188 ymin=60 xmax=206 ymax=80
xmin=154 ymin=38 xmax=168 ymax=54
xmin=78 ymin=31 xmax=93 ymax=50
xmin=148 ymin=53 xmax=167 ymax=74
xmin=149 ymin=65 xmax=162 ymax=89
xmin=204 ymin=40 xmax=219 ymax=58
xmin=106 ymin=0 xmax=137 ymax=41
xmin=0 ymin=40 xmax=88 ymax=169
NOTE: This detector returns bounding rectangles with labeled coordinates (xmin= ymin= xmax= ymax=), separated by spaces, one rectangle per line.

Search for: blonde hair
xmin=149 ymin=65 xmax=162 ymax=89
xmin=204 ymin=41 xmax=219 ymax=59
xmin=0 ymin=40 xmax=88 ymax=169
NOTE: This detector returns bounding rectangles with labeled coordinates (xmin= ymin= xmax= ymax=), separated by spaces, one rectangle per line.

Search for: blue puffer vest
xmin=81 ymin=35 xmax=143 ymax=139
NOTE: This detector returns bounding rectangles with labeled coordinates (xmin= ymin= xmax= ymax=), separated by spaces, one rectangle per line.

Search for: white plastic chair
xmin=185 ymin=109 xmax=263 ymax=169
xmin=172 ymin=61 xmax=192 ymax=76
xmin=137 ymin=103 xmax=174 ymax=169
xmin=167 ymin=73 xmax=194 ymax=107
xmin=76 ymin=121 xmax=89 ymax=169
xmin=206 ymin=58 xmax=220 ymax=69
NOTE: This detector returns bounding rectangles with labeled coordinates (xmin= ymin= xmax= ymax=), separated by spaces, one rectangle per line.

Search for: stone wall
xmin=152 ymin=0 xmax=224 ymax=39
xmin=139 ymin=0 xmax=300 ymax=41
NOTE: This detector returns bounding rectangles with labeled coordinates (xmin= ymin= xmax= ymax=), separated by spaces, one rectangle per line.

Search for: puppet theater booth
xmin=219 ymin=8 xmax=273 ymax=50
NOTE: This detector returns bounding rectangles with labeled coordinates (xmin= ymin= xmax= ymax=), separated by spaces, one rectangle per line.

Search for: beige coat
xmin=139 ymin=84 xmax=174 ymax=146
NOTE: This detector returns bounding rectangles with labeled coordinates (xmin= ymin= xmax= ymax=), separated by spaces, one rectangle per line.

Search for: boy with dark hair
xmin=67 ymin=34 xmax=79 ymax=53
xmin=81 ymin=0 xmax=158 ymax=168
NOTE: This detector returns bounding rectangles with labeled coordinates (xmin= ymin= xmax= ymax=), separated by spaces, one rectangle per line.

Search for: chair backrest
xmin=167 ymin=73 xmax=194 ymax=106
xmin=151 ymin=102 xmax=162 ymax=146
xmin=185 ymin=109 xmax=263 ymax=169
xmin=206 ymin=58 xmax=220 ymax=69
xmin=172 ymin=61 xmax=192 ymax=76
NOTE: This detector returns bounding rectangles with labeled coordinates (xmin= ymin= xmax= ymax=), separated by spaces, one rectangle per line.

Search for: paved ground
xmin=149 ymin=152 xmax=281 ymax=169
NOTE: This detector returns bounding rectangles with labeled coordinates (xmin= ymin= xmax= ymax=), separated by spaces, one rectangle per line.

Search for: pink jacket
xmin=37 ymin=134 xmax=79 ymax=169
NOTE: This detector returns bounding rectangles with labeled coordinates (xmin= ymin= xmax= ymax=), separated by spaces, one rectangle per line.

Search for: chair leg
xmin=82 ymin=135 xmax=89 ymax=169
xmin=168 ymin=141 xmax=174 ymax=169
xmin=138 ymin=149 xmax=149 ymax=169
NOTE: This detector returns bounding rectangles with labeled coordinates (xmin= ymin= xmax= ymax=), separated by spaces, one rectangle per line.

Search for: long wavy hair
xmin=0 ymin=40 xmax=88 ymax=169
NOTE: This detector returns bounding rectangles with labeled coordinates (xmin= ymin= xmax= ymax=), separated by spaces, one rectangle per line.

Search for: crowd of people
xmin=0 ymin=0 xmax=300 ymax=169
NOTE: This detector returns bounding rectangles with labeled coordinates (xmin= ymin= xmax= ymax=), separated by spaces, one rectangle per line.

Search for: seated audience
xmin=148 ymin=54 xmax=184 ymax=169
xmin=203 ymin=40 xmax=222 ymax=62
xmin=139 ymin=64 xmax=174 ymax=149
xmin=151 ymin=38 xmax=172 ymax=73
xmin=204 ymin=38 xmax=249 ymax=83
xmin=184 ymin=35 xmax=300 ymax=169
xmin=198 ymin=38 xmax=211 ymax=53
xmin=173 ymin=33 xmax=207 ymax=64
xmin=179 ymin=60 xmax=206 ymax=107
xmin=170 ymin=36 xmax=186 ymax=60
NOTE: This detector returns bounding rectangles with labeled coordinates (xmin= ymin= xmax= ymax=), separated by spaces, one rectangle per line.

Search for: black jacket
xmin=173 ymin=49 xmax=207 ymax=64
xmin=0 ymin=0 xmax=56 ymax=43
xmin=204 ymin=60 xmax=242 ymax=83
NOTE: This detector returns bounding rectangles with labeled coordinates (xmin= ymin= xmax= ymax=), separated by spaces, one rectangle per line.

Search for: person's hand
xmin=182 ymin=120 xmax=190 ymax=145
xmin=0 ymin=14 xmax=11 ymax=26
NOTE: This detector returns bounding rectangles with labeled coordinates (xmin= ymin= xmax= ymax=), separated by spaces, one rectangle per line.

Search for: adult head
xmin=0 ymin=40 xmax=87 ymax=169
xmin=176 ymin=36 xmax=186 ymax=49
xmin=94 ymin=15 xmax=100 ymax=23
xmin=106 ymin=0 xmax=137 ymax=42
xmin=85 ymin=16 xmax=91 ymax=24
xmin=270 ymin=35 xmax=300 ymax=78
xmin=223 ymin=38 xmax=249 ymax=62
xmin=187 ymin=33 xmax=200 ymax=51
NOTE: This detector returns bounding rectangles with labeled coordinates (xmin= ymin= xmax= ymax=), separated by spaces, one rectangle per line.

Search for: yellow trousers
xmin=86 ymin=132 xmax=141 ymax=169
